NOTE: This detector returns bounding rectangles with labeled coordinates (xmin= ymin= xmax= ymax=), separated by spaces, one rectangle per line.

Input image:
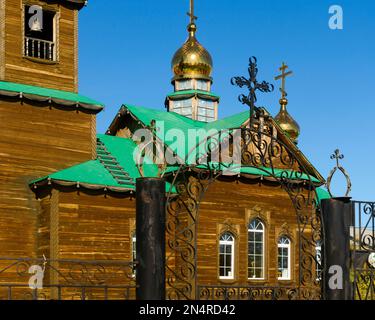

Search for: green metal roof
xmin=31 ymin=102 xmax=325 ymax=193
xmin=166 ymin=89 xmax=220 ymax=100
xmin=0 ymin=81 xmax=103 ymax=112
xmin=30 ymin=135 xmax=170 ymax=193
xmin=122 ymin=104 xmax=248 ymax=163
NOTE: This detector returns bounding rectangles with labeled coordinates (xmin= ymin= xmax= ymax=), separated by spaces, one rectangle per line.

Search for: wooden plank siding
xmin=196 ymin=179 xmax=301 ymax=287
xmin=57 ymin=191 xmax=135 ymax=262
xmin=0 ymin=99 xmax=95 ymax=258
xmin=2 ymin=0 xmax=78 ymax=92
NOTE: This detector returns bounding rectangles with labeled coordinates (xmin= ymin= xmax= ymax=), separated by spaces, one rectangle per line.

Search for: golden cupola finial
xmin=171 ymin=0 xmax=213 ymax=81
xmin=274 ymin=62 xmax=300 ymax=144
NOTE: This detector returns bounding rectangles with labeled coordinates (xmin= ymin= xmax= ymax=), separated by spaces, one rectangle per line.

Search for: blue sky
xmin=78 ymin=0 xmax=374 ymax=200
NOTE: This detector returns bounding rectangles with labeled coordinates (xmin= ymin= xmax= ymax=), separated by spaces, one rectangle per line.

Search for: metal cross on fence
xmin=326 ymin=149 xmax=352 ymax=197
xmin=231 ymin=56 xmax=274 ymax=126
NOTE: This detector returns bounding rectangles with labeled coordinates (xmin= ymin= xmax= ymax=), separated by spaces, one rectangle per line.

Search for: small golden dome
xmin=172 ymin=23 xmax=213 ymax=81
xmin=275 ymin=98 xmax=300 ymax=143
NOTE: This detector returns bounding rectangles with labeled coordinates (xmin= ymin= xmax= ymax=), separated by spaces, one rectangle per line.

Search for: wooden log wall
xmin=196 ymin=179 xmax=302 ymax=288
xmin=0 ymin=100 xmax=95 ymax=259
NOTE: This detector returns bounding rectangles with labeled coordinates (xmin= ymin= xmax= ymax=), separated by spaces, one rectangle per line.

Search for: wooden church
xmin=0 ymin=0 xmax=330 ymax=300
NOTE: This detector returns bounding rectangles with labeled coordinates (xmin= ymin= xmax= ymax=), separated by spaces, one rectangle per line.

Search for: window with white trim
xmin=315 ymin=241 xmax=322 ymax=281
xmin=248 ymin=219 xmax=265 ymax=279
xmin=278 ymin=236 xmax=291 ymax=280
xmin=196 ymin=80 xmax=209 ymax=91
xmin=197 ymin=99 xmax=215 ymax=122
xmin=177 ymin=79 xmax=193 ymax=91
xmin=171 ymin=99 xmax=193 ymax=118
xmin=219 ymin=232 xmax=235 ymax=279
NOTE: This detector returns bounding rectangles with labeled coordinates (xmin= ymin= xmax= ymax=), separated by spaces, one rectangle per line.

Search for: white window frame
xmin=277 ymin=236 xmax=291 ymax=280
xmin=315 ymin=241 xmax=322 ymax=281
xmin=131 ymin=232 xmax=136 ymax=277
xmin=248 ymin=219 xmax=265 ymax=280
xmin=219 ymin=232 xmax=235 ymax=280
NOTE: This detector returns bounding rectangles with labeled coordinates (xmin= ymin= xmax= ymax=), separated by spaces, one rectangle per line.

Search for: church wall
xmin=0 ymin=100 xmax=95 ymax=259
xmin=56 ymin=191 xmax=136 ymax=261
xmin=196 ymin=179 xmax=301 ymax=288
xmin=2 ymin=0 xmax=78 ymax=92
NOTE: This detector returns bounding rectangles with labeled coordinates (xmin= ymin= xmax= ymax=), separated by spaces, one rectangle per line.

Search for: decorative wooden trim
xmin=192 ymin=96 xmax=197 ymax=120
xmin=49 ymin=189 xmax=59 ymax=299
xmin=129 ymin=218 xmax=135 ymax=261
xmin=214 ymin=101 xmax=218 ymax=121
xmin=24 ymin=0 xmax=58 ymax=12
xmin=0 ymin=0 xmax=5 ymax=80
xmin=23 ymin=56 xmax=59 ymax=65
xmin=91 ymin=114 xmax=96 ymax=160
xmin=74 ymin=9 xmax=78 ymax=92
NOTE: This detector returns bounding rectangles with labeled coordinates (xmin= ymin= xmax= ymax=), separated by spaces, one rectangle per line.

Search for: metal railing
xmin=24 ymin=36 xmax=55 ymax=61
xmin=351 ymin=201 xmax=375 ymax=252
xmin=351 ymin=201 xmax=375 ymax=300
xmin=0 ymin=257 xmax=136 ymax=300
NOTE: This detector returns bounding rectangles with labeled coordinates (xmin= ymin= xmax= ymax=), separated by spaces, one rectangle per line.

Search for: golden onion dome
xmin=275 ymin=98 xmax=300 ymax=143
xmin=172 ymin=23 xmax=213 ymax=81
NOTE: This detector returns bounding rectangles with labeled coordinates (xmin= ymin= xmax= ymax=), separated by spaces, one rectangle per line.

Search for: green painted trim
xmin=0 ymin=81 xmax=104 ymax=110
xmin=167 ymin=89 xmax=220 ymax=100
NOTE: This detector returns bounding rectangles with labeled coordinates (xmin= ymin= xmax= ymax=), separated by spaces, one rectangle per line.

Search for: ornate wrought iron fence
xmin=0 ymin=257 xmax=136 ymax=300
xmin=351 ymin=201 xmax=375 ymax=300
xmin=165 ymin=126 xmax=323 ymax=300
xmin=198 ymin=285 xmax=299 ymax=300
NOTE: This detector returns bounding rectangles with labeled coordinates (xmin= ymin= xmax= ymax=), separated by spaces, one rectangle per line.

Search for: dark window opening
xmin=24 ymin=5 xmax=56 ymax=61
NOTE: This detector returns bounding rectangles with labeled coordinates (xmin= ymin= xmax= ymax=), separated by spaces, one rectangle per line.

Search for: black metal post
xmin=136 ymin=177 xmax=166 ymax=300
xmin=321 ymin=197 xmax=352 ymax=300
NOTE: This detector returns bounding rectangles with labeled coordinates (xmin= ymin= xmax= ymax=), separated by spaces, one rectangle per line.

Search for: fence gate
xmin=351 ymin=201 xmax=375 ymax=300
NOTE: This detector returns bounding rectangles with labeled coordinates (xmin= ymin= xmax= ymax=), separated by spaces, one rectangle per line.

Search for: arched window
xmin=219 ymin=232 xmax=235 ymax=279
xmin=278 ymin=236 xmax=291 ymax=280
xmin=248 ymin=219 xmax=265 ymax=279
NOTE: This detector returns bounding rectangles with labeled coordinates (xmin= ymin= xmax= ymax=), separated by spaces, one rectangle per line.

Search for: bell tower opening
xmin=24 ymin=5 xmax=57 ymax=61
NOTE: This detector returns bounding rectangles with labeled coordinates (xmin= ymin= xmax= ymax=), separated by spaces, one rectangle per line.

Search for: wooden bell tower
xmin=0 ymin=0 xmax=86 ymax=92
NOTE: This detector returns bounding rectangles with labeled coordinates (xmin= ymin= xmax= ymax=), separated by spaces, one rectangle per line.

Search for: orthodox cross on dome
xmin=187 ymin=0 xmax=198 ymax=24
xmin=274 ymin=62 xmax=293 ymax=99
xmin=231 ymin=56 xmax=274 ymax=124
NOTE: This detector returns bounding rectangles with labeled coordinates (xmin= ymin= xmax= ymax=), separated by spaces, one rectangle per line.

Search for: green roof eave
xmin=166 ymin=89 xmax=220 ymax=101
xmin=316 ymin=187 xmax=331 ymax=203
xmin=0 ymin=81 xmax=104 ymax=112
xmin=30 ymin=135 xmax=176 ymax=194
